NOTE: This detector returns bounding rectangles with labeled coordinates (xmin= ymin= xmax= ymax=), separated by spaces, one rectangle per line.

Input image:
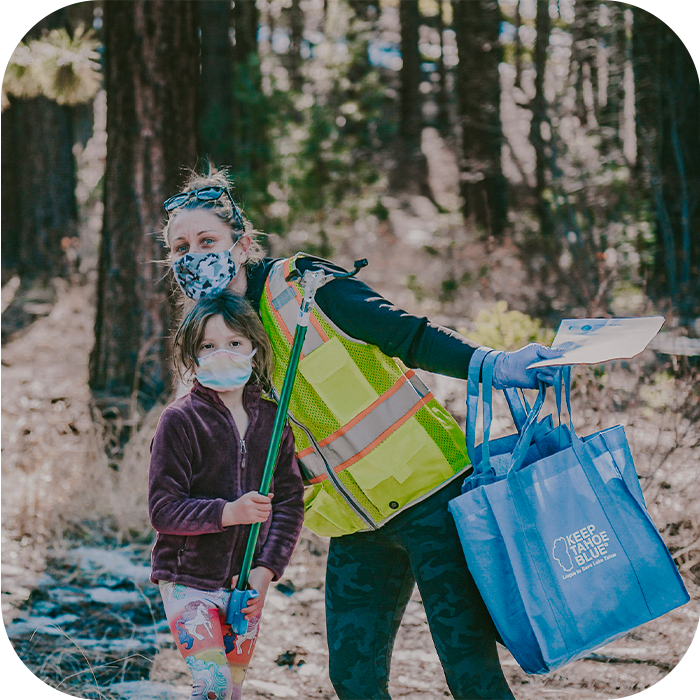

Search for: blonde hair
xmin=161 ymin=164 xmax=266 ymax=264
xmin=173 ymin=291 xmax=274 ymax=393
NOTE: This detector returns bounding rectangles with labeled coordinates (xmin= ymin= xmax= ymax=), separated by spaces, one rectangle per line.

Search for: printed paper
xmin=528 ymin=316 xmax=665 ymax=368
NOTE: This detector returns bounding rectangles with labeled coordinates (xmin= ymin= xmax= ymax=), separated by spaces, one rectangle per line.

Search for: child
xmin=149 ymin=290 xmax=305 ymax=700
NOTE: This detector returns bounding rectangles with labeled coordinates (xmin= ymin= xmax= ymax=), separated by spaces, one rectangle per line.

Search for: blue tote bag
xmin=449 ymin=366 xmax=689 ymax=675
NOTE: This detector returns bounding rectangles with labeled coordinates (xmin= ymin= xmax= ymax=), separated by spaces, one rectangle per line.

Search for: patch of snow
xmin=109 ymin=680 xmax=189 ymax=699
xmin=71 ymin=547 xmax=151 ymax=582
xmin=247 ymin=679 xmax=299 ymax=697
xmin=297 ymin=662 xmax=325 ymax=677
xmin=135 ymin=620 xmax=171 ymax=634
xmin=6 ymin=613 xmax=79 ymax=637
xmin=88 ymin=587 xmax=143 ymax=605
xmin=1 ymin=563 xmax=26 ymax=577
xmin=73 ymin=638 xmax=151 ymax=652
xmin=293 ymin=588 xmax=324 ymax=603
xmin=265 ymin=592 xmax=291 ymax=611
xmin=50 ymin=589 xmax=85 ymax=604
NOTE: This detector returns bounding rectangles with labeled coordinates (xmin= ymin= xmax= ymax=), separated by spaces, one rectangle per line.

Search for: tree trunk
xmin=231 ymin=0 xmax=272 ymax=220
xmin=513 ymin=0 xmax=523 ymax=90
xmin=392 ymin=0 xmax=431 ymax=198
xmin=347 ymin=1 xmax=377 ymax=86
xmin=89 ymin=1 xmax=199 ymax=413
xmin=570 ymin=0 xmax=599 ymax=127
xmin=453 ymin=0 xmax=506 ymax=236
xmin=599 ymin=3 xmax=626 ymax=157
xmin=633 ymin=7 xmax=700 ymax=319
xmin=530 ymin=0 xmax=551 ymax=238
xmin=436 ymin=0 xmax=449 ymax=133
xmin=287 ymin=0 xmax=305 ymax=92
xmin=233 ymin=0 xmax=259 ymax=65
xmin=1 ymin=8 xmax=77 ymax=279
xmin=198 ymin=0 xmax=235 ymax=168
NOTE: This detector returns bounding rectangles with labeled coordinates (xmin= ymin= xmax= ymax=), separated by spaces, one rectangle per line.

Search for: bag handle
xmin=466 ymin=346 xmax=494 ymax=465
xmin=555 ymin=368 xmax=646 ymax=510
xmin=480 ymin=350 xmax=498 ymax=471
xmin=554 ymin=366 xmax=572 ymax=434
xmin=508 ymin=364 xmax=571 ymax=474
xmin=506 ymin=382 xmax=548 ymax=473
xmin=466 ymin=347 xmax=532 ymax=472
xmin=468 ymin=349 xmax=511 ymax=475
xmin=505 ymin=386 xmax=531 ymax=431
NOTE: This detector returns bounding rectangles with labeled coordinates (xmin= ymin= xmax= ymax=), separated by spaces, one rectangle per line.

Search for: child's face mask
xmin=196 ymin=348 xmax=257 ymax=392
xmin=172 ymin=241 xmax=239 ymax=300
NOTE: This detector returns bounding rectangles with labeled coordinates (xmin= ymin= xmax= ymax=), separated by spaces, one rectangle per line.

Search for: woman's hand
xmin=492 ymin=344 xmax=566 ymax=390
xmin=222 ymin=492 xmax=274 ymax=527
xmin=231 ymin=567 xmax=275 ymax=620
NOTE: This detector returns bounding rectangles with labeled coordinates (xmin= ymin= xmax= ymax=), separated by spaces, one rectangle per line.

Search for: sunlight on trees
xmin=2 ymin=25 xmax=101 ymax=109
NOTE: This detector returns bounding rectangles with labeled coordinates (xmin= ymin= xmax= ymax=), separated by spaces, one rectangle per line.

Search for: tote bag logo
xmin=552 ymin=537 xmax=574 ymax=571
xmin=552 ymin=524 xmax=616 ymax=580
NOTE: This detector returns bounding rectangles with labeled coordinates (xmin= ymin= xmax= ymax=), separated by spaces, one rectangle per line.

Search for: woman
xmin=161 ymin=168 xmax=563 ymax=700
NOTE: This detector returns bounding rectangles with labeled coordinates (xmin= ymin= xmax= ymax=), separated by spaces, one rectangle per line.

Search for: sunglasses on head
xmin=163 ymin=186 xmax=245 ymax=231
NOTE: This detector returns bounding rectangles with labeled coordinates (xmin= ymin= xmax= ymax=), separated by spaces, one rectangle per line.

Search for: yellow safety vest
xmin=260 ymin=254 xmax=470 ymax=536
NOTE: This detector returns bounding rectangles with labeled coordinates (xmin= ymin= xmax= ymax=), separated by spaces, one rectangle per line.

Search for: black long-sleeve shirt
xmin=245 ymin=255 xmax=477 ymax=379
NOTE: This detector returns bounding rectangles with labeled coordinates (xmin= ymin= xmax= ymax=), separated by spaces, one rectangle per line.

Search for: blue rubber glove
xmin=492 ymin=344 xmax=566 ymax=390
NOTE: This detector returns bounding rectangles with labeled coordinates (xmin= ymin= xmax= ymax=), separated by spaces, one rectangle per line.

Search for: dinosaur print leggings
xmin=159 ymin=581 xmax=262 ymax=700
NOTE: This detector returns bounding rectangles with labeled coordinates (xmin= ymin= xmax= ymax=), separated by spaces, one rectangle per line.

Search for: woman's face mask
xmin=172 ymin=241 xmax=239 ymax=300
xmin=195 ymin=348 xmax=257 ymax=392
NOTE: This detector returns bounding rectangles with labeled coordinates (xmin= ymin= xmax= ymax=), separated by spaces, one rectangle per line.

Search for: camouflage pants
xmin=325 ymin=478 xmax=514 ymax=700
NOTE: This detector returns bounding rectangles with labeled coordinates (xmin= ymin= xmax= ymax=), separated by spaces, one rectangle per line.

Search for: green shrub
xmin=466 ymin=301 xmax=555 ymax=351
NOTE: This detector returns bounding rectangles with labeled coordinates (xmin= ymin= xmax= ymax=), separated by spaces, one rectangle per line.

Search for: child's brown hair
xmin=173 ymin=290 xmax=274 ymax=393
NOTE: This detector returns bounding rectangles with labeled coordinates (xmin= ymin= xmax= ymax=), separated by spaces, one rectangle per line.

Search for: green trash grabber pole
xmin=226 ymin=258 xmax=368 ymax=634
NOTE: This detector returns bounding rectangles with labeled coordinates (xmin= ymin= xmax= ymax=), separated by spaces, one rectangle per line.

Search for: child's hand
xmin=222 ymin=492 xmax=274 ymax=527
xmin=240 ymin=566 xmax=274 ymax=619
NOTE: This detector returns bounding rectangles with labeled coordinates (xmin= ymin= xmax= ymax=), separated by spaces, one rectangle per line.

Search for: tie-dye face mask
xmin=172 ymin=242 xmax=239 ymax=300
xmin=195 ymin=348 xmax=257 ymax=392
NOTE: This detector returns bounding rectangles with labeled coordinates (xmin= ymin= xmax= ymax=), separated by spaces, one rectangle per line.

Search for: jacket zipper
xmin=177 ymin=540 xmax=186 ymax=567
xmin=225 ymin=421 xmax=247 ymax=585
xmin=282 ymin=405 xmax=377 ymax=531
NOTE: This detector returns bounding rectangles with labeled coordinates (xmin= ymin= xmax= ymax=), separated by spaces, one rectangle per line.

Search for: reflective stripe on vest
xmin=298 ymin=371 xmax=431 ymax=483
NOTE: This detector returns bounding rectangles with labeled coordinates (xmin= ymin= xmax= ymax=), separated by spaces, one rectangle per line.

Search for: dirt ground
xmin=2 ymin=256 xmax=699 ymax=699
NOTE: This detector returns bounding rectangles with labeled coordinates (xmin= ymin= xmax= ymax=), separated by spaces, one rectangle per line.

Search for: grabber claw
xmin=226 ymin=588 xmax=259 ymax=635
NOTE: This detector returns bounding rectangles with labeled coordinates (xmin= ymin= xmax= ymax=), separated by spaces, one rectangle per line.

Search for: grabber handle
xmin=230 ymin=259 xmax=369 ymax=620
xmin=225 ymin=588 xmax=259 ymax=635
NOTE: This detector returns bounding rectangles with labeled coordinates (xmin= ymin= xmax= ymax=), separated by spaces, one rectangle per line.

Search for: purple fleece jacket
xmin=148 ymin=380 xmax=304 ymax=590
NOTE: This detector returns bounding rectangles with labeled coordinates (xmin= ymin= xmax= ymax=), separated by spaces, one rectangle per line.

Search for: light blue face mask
xmin=196 ymin=348 xmax=257 ymax=392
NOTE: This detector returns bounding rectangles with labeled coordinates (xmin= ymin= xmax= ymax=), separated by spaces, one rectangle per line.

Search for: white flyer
xmin=528 ymin=316 xmax=665 ymax=368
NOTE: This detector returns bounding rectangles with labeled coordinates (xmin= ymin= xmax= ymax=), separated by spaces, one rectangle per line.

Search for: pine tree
xmin=89 ymin=1 xmax=199 ymax=415
xmin=633 ymin=7 xmax=700 ymax=318
xmin=453 ymin=0 xmax=506 ymax=236
xmin=199 ymin=1 xmax=235 ymax=168
xmin=1 ymin=9 xmax=90 ymax=279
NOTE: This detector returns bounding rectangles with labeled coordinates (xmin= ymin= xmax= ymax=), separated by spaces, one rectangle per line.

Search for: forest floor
xmin=2 ymin=132 xmax=700 ymax=700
